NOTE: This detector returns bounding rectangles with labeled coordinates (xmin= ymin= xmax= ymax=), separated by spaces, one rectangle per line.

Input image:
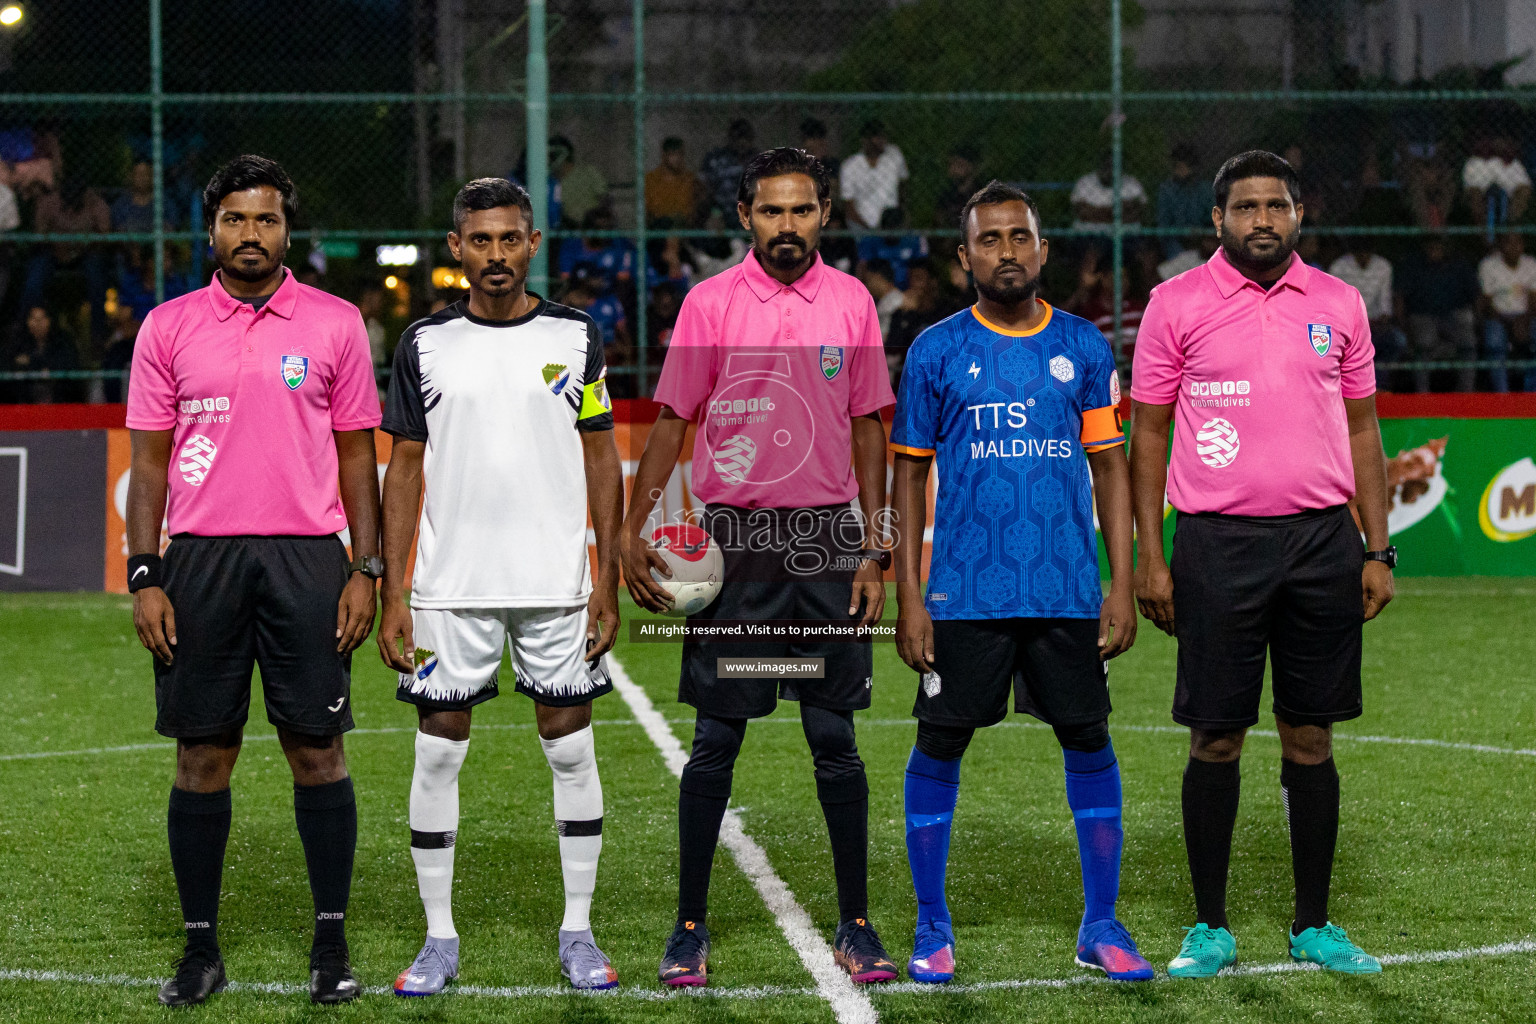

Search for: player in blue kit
xmin=888 ymin=181 xmax=1151 ymax=983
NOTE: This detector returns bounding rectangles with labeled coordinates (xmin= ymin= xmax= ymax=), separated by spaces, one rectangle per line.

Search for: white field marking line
xmin=2 ymin=938 xmax=1532 ymax=1001
xmin=607 ymin=656 xmax=879 ymax=1024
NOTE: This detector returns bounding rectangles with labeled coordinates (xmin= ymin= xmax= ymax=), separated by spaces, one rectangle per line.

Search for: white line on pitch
xmin=2 ymin=937 xmax=1531 ymax=1001
xmin=607 ymin=656 xmax=878 ymax=1024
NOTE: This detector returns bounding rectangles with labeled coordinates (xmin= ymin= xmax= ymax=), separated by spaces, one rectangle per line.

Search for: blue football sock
xmin=904 ymin=747 xmax=961 ymax=930
xmin=1063 ymin=741 xmax=1123 ymax=928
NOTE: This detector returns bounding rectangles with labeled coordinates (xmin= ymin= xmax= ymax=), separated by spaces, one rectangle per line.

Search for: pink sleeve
xmin=1339 ymin=288 xmax=1376 ymax=400
xmin=124 ymin=310 xmax=178 ymax=430
xmin=848 ymin=290 xmax=895 ymax=417
xmin=651 ymin=291 xmax=718 ymax=420
xmin=1129 ymin=289 xmax=1183 ymax=404
xmin=329 ymin=309 xmax=384 ymax=430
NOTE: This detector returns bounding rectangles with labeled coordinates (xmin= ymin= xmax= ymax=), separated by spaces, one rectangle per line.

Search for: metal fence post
xmin=633 ymin=0 xmax=647 ymax=397
xmin=150 ymin=0 xmax=165 ymax=304
xmin=1109 ymin=0 xmax=1123 ymax=368
xmin=526 ymin=0 xmax=549 ymax=295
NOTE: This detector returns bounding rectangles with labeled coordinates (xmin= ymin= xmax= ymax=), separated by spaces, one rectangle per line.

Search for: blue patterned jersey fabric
xmin=889 ymin=303 xmax=1125 ymax=620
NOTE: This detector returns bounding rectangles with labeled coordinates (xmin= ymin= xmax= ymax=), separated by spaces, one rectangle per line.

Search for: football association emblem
xmin=542 ymin=362 xmax=572 ymax=395
xmin=178 ymin=434 xmax=218 ymax=486
xmin=1196 ymin=417 xmax=1240 ymax=468
xmin=1307 ymin=323 xmax=1332 ymax=356
xmin=712 ymin=433 xmax=758 ymax=484
xmin=280 ymin=354 xmax=309 ymax=390
xmin=820 ymin=345 xmax=843 ymax=380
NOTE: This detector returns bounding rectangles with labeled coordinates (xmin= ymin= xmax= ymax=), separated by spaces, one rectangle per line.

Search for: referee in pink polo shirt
xmin=620 ymin=147 xmax=898 ymax=987
xmin=1130 ymin=151 xmax=1394 ymax=977
xmin=125 ymin=156 xmax=382 ymax=1006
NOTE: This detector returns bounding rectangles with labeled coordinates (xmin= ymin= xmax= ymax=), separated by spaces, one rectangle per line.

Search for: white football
xmin=651 ymin=524 xmax=724 ymax=617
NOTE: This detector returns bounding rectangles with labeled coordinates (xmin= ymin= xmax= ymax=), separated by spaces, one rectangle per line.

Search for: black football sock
xmin=1281 ymin=758 xmax=1340 ymax=934
xmin=1181 ymin=757 xmax=1241 ymax=931
xmin=817 ymin=772 xmax=870 ymax=924
xmin=167 ymin=787 xmax=232 ymax=954
xmin=676 ymin=767 xmax=732 ymax=926
xmin=293 ymin=777 xmax=357 ymax=953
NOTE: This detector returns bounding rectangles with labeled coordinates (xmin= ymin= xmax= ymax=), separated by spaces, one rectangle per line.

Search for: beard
xmin=1220 ymin=222 xmax=1299 ymax=274
xmin=757 ymin=231 xmax=815 ymax=271
xmin=218 ymin=240 xmax=287 ymax=283
xmin=974 ymin=265 xmax=1040 ymax=306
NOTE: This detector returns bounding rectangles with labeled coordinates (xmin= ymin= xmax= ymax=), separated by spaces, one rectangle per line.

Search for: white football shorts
xmin=396 ymin=606 xmax=613 ymax=710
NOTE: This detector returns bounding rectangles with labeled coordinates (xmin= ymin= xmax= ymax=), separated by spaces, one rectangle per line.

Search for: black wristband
xmin=127 ymin=553 xmax=163 ymax=593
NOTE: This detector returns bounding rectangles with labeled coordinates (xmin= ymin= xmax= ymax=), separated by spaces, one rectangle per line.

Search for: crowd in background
xmin=2 ymin=116 xmax=1534 ymax=403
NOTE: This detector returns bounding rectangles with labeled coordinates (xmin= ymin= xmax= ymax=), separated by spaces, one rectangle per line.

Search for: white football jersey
xmin=382 ymin=298 xmax=613 ymax=608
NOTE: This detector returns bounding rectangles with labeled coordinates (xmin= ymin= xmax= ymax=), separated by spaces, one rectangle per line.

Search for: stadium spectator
xmin=701 ymin=118 xmax=756 ymax=218
xmin=2 ymin=305 xmax=78 ymax=403
xmin=1463 ymin=137 xmax=1531 ymax=241
xmin=858 ymin=256 xmax=905 ymax=340
xmin=1156 ymin=143 xmax=1214 ymax=258
xmin=100 ymin=304 xmax=140 ymax=403
xmin=1401 ymin=141 xmax=1457 ymax=230
xmin=1329 ymin=237 xmax=1406 ymax=389
xmin=563 ymin=265 xmax=631 ymax=387
xmin=840 ymin=118 xmax=908 ymax=229
xmin=646 ymin=231 xmax=693 ymax=294
xmin=357 ymin=284 xmax=388 ymax=387
xmin=1342 ymin=151 xmax=1410 ymax=229
xmin=685 ymin=207 xmax=748 ymax=281
xmin=0 ymin=123 xmax=59 ymax=199
xmin=932 ymin=144 xmax=980 ymax=232
xmin=1065 ymin=246 xmax=1148 ymax=359
xmin=799 ymin=117 xmax=833 ymax=162
xmin=550 ymin=135 xmax=609 ymax=229
xmin=819 ymin=205 xmax=859 ymax=274
xmin=1396 ymin=236 xmax=1478 ymax=393
xmin=647 ymin=279 xmax=682 ymax=350
xmin=1157 ymin=233 xmax=1218 ymax=281
xmin=1071 ymin=154 xmax=1146 ymax=232
xmin=23 ymin=177 xmax=111 ymax=343
xmin=1477 ymin=232 xmax=1536 ymax=393
xmin=856 ymin=208 xmax=928 ymax=289
xmin=884 ymin=260 xmax=949 ymax=391
xmin=0 ymin=167 xmax=19 ymax=317
xmin=559 ymin=206 xmax=634 ymax=294
xmin=1281 ymin=143 xmax=1331 ymax=223
xmin=645 ymin=137 xmax=703 ymax=228
xmin=110 ymin=161 xmax=160 ymax=235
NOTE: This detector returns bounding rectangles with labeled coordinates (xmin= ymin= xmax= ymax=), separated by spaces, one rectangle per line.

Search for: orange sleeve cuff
xmin=888 ymin=442 xmax=936 ymax=456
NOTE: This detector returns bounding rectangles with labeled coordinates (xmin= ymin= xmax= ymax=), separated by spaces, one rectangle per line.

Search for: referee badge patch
xmin=1307 ymin=323 xmax=1333 ymax=356
xmin=280 ymin=354 xmax=309 ymax=390
xmin=820 ymin=345 xmax=843 ymax=380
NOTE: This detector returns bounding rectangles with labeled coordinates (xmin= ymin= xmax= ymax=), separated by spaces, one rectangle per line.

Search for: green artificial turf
xmin=1 ymin=578 xmax=1532 ymax=1022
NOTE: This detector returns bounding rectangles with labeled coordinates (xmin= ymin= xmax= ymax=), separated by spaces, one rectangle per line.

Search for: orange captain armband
xmin=1080 ymin=404 xmax=1125 ymax=453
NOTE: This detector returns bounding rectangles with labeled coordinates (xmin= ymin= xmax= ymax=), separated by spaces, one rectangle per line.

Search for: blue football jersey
xmin=889 ymin=303 xmax=1125 ymax=620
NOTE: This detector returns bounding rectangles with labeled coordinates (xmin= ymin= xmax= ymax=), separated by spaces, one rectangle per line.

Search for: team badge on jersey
xmin=1109 ymin=369 xmax=1121 ymax=404
xmin=280 ymin=354 xmax=309 ymax=390
xmin=820 ymin=345 xmax=843 ymax=380
xmin=1307 ymin=323 xmax=1333 ymax=356
xmin=542 ymin=362 xmax=572 ymax=395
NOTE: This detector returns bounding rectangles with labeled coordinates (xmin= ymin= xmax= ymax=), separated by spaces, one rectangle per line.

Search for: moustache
xmin=769 ymin=234 xmax=806 ymax=249
xmin=234 ymin=245 xmax=268 ymax=257
xmin=1244 ymin=231 xmax=1280 ymax=243
xmin=482 ymin=264 xmax=513 ymax=277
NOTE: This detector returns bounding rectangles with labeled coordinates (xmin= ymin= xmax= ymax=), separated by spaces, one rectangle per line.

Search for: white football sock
xmin=410 ymin=731 xmax=469 ymax=940
xmin=540 ymin=726 xmax=604 ymax=933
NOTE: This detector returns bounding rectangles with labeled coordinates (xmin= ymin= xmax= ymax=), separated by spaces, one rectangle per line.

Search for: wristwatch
xmin=350 ymin=554 xmax=384 ymax=579
xmin=860 ymin=548 xmax=892 ymax=571
xmin=1364 ymin=546 xmax=1397 ymax=570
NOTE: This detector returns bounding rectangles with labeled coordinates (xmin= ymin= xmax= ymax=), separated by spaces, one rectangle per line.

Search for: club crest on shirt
xmin=820 ymin=345 xmax=843 ymax=380
xmin=280 ymin=354 xmax=309 ymax=390
xmin=1307 ymin=323 xmax=1333 ymax=357
xmin=542 ymin=362 xmax=572 ymax=395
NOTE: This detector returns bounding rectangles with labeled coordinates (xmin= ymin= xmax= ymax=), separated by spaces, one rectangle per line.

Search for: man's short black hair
xmin=861 ymin=257 xmax=895 ymax=284
xmin=859 ymin=118 xmax=886 ymax=139
xmin=662 ymin=136 xmax=685 ymax=153
xmin=202 ymin=154 xmax=297 ymax=231
xmin=728 ymin=118 xmax=754 ymax=140
xmin=452 ymin=177 xmax=534 ymax=232
xmin=1213 ymin=150 xmax=1301 ymax=210
xmin=737 ymin=146 xmax=830 ymax=207
xmin=800 ymin=117 xmax=828 ymax=140
xmin=958 ymin=179 xmax=1039 ymax=241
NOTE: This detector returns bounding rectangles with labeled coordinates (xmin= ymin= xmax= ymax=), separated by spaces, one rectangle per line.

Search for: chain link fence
xmin=0 ymin=0 xmax=1534 ymax=402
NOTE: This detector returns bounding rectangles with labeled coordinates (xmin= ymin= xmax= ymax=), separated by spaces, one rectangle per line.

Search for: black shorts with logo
xmin=1170 ymin=504 xmax=1364 ymax=731
xmin=152 ymin=534 xmax=354 ymax=739
xmin=914 ymin=617 xmax=1111 ymax=728
xmin=678 ymin=504 xmax=874 ymax=720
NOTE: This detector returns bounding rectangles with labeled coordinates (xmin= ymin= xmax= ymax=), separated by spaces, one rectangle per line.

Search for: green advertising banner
xmin=1377 ymin=418 xmax=1536 ymax=576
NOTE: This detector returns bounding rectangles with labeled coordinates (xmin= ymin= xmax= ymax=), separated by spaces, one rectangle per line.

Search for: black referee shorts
xmin=1170 ymin=505 xmax=1364 ymax=732
xmin=152 ymin=534 xmax=354 ymax=739
xmin=914 ymin=617 xmax=1111 ymax=729
xmin=678 ymin=504 xmax=874 ymax=720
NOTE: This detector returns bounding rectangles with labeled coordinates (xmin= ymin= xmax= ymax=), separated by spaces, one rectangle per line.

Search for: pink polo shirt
xmin=126 ymin=269 xmax=381 ymax=536
xmin=1131 ymin=249 xmax=1375 ymax=516
xmin=653 ymin=251 xmax=894 ymax=509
